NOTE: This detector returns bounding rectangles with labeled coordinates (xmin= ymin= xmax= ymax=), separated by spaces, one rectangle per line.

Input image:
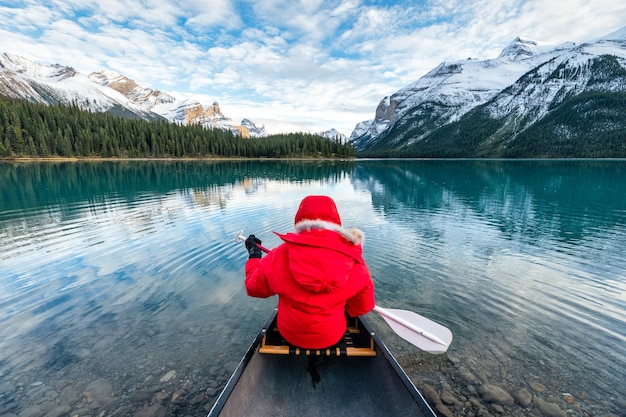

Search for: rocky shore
xmin=1 ymin=307 xmax=622 ymax=417
xmin=0 ymin=304 xmax=254 ymax=417
xmin=0 ymin=365 xmax=233 ymax=417
xmin=2 ymin=347 xmax=623 ymax=417
xmin=399 ymin=351 xmax=624 ymax=417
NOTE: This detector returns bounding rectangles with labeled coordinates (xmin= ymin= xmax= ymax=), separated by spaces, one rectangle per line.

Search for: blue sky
xmin=1 ymin=0 xmax=624 ymax=136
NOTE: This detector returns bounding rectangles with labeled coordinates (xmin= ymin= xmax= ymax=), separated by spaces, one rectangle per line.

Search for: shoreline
xmin=1 ymin=156 xmax=355 ymax=162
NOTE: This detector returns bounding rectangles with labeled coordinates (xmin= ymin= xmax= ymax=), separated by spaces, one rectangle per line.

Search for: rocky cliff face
xmin=88 ymin=71 xmax=267 ymax=137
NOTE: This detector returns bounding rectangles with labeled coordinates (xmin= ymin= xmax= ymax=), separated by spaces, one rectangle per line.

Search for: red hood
xmin=276 ymin=229 xmax=364 ymax=293
xmin=294 ymin=195 xmax=342 ymax=226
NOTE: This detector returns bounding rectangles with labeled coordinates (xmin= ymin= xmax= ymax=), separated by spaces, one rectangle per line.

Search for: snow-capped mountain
xmin=241 ymin=118 xmax=268 ymax=138
xmin=321 ymin=128 xmax=348 ymax=142
xmin=0 ymin=53 xmax=268 ymax=138
xmin=351 ymin=26 xmax=626 ymax=155
xmin=0 ymin=52 xmax=163 ymax=121
xmin=88 ymin=70 xmax=177 ymax=113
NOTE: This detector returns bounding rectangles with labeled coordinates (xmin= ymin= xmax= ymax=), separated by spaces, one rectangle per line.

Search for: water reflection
xmin=351 ymin=160 xmax=626 ymax=414
xmin=1 ymin=160 xmax=625 ymax=416
xmin=0 ymin=161 xmax=356 ymax=213
xmin=353 ymin=160 xmax=626 ymax=243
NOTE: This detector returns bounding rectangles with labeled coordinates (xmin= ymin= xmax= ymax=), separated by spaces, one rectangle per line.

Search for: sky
xmin=1 ymin=1 xmax=625 ymax=136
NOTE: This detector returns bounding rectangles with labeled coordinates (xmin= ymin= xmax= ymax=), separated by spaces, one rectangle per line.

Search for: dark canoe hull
xmin=207 ymin=308 xmax=436 ymax=417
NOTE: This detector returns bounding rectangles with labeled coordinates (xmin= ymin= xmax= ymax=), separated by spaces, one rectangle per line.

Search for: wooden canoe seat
xmin=258 ymin=315 xmax=376 ymax=357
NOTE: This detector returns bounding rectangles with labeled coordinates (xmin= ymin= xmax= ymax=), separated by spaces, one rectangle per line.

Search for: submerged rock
xmin=83 ymin=379 xmax=113 ymax=403
xmin=530 ymin=382 xmax=547 ymax=392
xmin=159 ymin=370 xmax=176 ymax=383
xmin=440 ymin=390 xmax=456 ymax=405
xmin=420 ymin=384 xmax=441 ymax=406
xmin=434 ymin=403 xmax=455 ymax=417
xmin=532 ymin=397 xmax=566 ymax=417
xmin=46 ymin=405 xmax=71 ymax=417
xmin=511 ymin=387 xmax=532 ymax=407
xmin=478 ymin=384 xmax=514 ymax=405
xmin=133 ymin=404 xmax=167 ymax=417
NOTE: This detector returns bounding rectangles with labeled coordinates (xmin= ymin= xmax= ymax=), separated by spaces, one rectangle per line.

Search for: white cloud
xmin=1 ymin=0 xmax=625 ymax=136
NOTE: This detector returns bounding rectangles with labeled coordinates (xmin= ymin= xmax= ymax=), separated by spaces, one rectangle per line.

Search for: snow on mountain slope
xmin=485 ymin=37 xmax=626 ymax=130
xmin=89 ymin=70 xmax=177 ymax=112
xmin=88 ymin=70 xmax=270 ymax=137
xmin=321 ymin=128 xmax=348 ymax=142
xmin=596 ymin=25 xmax=626 ymax=42
xmin=351 ymin=26 xmax=626 ymax=152
xmin=0 ymin=53 xmax=269 ymax=137
xmin=0 ymin=52 xmax=162 ymax=120
xmin=241 ymin=118 xmax=269 ymax=137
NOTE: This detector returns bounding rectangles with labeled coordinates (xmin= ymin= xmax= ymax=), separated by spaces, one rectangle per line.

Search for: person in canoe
xmin=244 ymin=195 xmax=375 ymax=350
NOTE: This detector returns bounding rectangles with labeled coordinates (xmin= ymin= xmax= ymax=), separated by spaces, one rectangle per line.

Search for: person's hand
xmin=245 ymin=234 xmax=261 ymax=249
xmin=245 ymin=235 xmax=262 ymax=259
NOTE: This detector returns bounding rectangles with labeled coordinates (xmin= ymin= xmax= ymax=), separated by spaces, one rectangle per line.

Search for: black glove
xmin=245 ymin=234 xmax=262 ymax=259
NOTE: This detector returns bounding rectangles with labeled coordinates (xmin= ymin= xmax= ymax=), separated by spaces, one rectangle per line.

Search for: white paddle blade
xmin=374 ymin=306 xmax=453 ymax=354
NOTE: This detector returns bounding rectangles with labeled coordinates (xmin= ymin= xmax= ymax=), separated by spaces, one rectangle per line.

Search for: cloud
xmin=1 ymin=0 xmax=625 ymax=135
xmin=181 ymin=0 xmax=243 ymax=31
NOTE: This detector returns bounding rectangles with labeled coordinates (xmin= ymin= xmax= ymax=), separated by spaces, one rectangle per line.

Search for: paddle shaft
xmin=235 ymin=230 xmax=271 ymax=253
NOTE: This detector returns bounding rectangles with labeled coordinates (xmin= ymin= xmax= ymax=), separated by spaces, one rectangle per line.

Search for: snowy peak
xmin=204 ymin=102 xmax=224 ymax=118
xmin=0 ymin=52 xmax=150 ymax=119
xmin=351 ymin=27 xmax=626 ymax=154
xmin=241 ymin=118 xmax=268 ymax=137
xmin=598 ymin=25 xmax=626 ymax=41
xmin=1 ymin=52 xmax=49 ymax=76
xmin=89 ymin=70 xmax=177 ymax=110
xmin=321 ymin=128 xmax=347 ymax=142
xmin=168 ymin=101 xmax=268 ymax=138
xmin=0 ymin=53 xmax=268 ymax=137
xmin=1 ymin=52 xmax=79 ymax=83
xmin=182 ymin=101 xmax=233 ymax=127
xmin=499 ymin=37 xmax=539 ymax=60
xmin=90 ymin=71 xmax=137 ymax=92
xmin=497 ymin=37 xmax=561 ymax=60
xmin=349 ymin=96 xmax=393 ymax=147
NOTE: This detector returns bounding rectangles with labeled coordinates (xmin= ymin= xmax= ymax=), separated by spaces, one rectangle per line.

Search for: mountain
xmin=0 ymin=53 xmax=268 ymax=138
xmin=351 ymin=26 xmax=626 ymax=157
xmin=0 ymin=53 xmax=163 ymax=121
xmin=321 ymin=128 xmax=348 ymax=142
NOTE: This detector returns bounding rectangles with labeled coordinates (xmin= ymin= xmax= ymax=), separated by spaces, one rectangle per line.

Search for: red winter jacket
xmin=245 ymin=197 xmax=375 ymax=349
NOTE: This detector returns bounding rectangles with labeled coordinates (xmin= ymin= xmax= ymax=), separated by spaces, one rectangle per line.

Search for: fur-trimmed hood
xmin=294 ymin=219 xmax=365 ymax=246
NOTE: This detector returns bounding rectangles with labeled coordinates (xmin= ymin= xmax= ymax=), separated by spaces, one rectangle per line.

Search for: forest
xmin=357 ymin=91 xmax=626 ymax=158
xmin=0 ymin=97 xmax=355 ymax=159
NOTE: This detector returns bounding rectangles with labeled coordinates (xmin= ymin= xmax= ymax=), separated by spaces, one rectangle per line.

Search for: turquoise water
xmin=1 ymin=160 xmax=625 ymax=416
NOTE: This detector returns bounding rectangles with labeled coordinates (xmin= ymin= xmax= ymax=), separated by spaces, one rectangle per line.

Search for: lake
xmin=1 ymin=160 xmax=625 ymax=417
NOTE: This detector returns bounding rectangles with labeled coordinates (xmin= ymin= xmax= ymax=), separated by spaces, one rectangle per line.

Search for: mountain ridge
xmin=0 ymin=53 xmax=269 ymax=138
xmin=351 ymin=26 xmax=626 ymax=157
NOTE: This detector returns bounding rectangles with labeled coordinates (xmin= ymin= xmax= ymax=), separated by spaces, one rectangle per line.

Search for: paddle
xmin=235 ymin=230 xmax=271 ymax=253
xmin=235 ymin=230 xmax=453 ymax=354
xmin=373 ymin=305 xmax=452 ymax=354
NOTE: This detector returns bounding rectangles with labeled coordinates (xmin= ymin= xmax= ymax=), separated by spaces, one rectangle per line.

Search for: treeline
xmin=0 ymin=97 xmax=355 ymax=158
xmin=358 ymin=91 xmax=626 ymax=158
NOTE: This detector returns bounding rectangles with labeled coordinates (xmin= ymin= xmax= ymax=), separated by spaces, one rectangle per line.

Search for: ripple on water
xmin=1 ymin=161 xmax=625 ymax=416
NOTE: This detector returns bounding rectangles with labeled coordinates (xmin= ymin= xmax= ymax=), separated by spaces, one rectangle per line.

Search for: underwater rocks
xmin=0 ymin=362 xmax=232 ymax=417
xmin=399 ymin=352 xmax=611 ymax=417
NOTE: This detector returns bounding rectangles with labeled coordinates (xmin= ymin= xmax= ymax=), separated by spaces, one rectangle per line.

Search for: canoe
xmin=207 ymin=308 xmax=437 ymax=417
